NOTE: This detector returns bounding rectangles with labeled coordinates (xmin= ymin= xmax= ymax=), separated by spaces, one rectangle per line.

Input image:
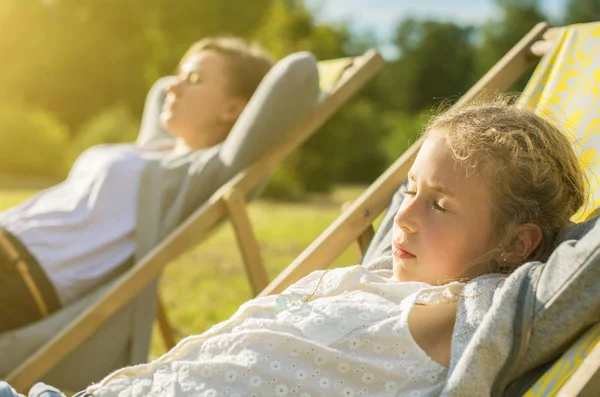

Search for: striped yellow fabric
xmin=518 ymin=22 xmax=600 ymax=222
xmin=518 ymin=22 xmax=600 ymax=396
xmin=524 ymin=323 xmax=600 ymax=396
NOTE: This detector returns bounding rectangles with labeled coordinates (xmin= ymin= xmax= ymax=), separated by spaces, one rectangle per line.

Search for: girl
xmin=28 ymin=100 xmax=592 ymax=396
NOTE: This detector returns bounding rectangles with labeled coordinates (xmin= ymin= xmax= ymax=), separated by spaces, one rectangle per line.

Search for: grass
xmin=0 ymin=185 xmax=376 ymax=360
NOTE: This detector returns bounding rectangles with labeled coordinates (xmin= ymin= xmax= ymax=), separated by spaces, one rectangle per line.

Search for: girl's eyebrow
xmin=430 ymin=184 xmax=454 ymax=197
xmin=407 ymin=173 xmax=455 ymax=197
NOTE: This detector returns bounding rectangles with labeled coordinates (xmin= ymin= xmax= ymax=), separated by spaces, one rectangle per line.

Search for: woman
xmin=0 ymin=37 xmax=274 ymax=333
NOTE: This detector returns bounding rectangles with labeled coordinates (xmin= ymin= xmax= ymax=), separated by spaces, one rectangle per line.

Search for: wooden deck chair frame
xmin=5 ymin=49 xmax=384 ymax=392
xmin=257 ymin=22 xmax=600 ymax=396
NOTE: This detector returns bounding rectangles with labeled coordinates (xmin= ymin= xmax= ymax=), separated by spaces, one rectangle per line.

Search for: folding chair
xmin=258 ymin=22 xmax=600 ymax=396
xmin=1 ymin=49 xmax=384 ymax=393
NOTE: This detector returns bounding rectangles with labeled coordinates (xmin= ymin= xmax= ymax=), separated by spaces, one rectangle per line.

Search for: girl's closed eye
xmin=402 ymin=186 xmax=448 ymax=213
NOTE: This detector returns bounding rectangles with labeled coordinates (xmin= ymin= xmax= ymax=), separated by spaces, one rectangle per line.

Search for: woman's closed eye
xmin=185 ymin=71 xmax=201 ymax=84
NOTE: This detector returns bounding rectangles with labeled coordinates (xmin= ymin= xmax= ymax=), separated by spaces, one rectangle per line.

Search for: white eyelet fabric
xmin=89 ymin=266 xmax=464 ymax=397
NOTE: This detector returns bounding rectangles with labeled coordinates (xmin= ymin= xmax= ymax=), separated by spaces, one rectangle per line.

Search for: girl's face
xmin=392 ymin=131 xmax=498 ymax=284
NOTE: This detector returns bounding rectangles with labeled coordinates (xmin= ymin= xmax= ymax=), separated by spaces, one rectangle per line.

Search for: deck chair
xmin=257 ymin=22 xmax=600 ymax=396
xmin=0 ymin=50 xmax=321 ymax=391
xmin=1 ymin=49 xmax=384 ymax=393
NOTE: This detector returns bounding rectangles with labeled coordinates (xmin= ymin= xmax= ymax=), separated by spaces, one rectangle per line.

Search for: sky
xmin=306 ymin=0 xmax=569 ymax=58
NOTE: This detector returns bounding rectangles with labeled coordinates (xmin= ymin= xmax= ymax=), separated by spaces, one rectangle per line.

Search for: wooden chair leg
xmin=156 ymin=293 xmax=176 ymax=351
xmin=341 ymin=200 xmax=375 ymax=260
xmin=223 ymin=189 xmax=270 ymax=296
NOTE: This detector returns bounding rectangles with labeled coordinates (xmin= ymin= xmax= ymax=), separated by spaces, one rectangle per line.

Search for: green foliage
xmin=385 ymin=19 xmax=476 ymax=113
xmin=3 ymin=0 xmax=600 ymax=194
xmin=0 ymin=102 xmax=70 ymax=176
xmin=253 ymin=0 xmax=349 ymax=60
xmin=382 ymin=112 xmax=427 ymax=164
xmin=0 ymin=0 xmax=154 ymax=129
xmin=254 ymin=1 xmax=389 ymax=194
xmin=262 ymin=166 xmax=307 ymax=200
xmin=67 ymin=104 xmax=140 ymax=165
xmin=0 ymin=0 xmax=271 ymax=131
xmin=475 ymin=0 xmax=546 ymax=91
xmin=149 ymin=0 xmax=271 ymax=76
xmin=301 ymin=98 xmax=389 ymax=189
xmin=564 ymin=0 xmax=600 ymax=24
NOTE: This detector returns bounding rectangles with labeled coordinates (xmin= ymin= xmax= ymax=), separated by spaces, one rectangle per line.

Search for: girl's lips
xmin=392 ymin=242 xmax=416 ymax=260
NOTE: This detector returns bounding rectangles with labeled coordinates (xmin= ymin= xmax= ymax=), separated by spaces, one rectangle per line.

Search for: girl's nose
xmin=394 ymin=201 xmax=418 ymax=234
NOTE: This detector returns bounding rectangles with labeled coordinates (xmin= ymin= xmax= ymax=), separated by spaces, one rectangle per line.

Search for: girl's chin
xmin=392 ymin=260 xmax=414 ymax=282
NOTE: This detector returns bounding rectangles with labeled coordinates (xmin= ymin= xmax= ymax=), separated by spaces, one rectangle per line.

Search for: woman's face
xmin=161 ymin=50 xmax=245 ymax=149
xmin=392 ymin=131 xmax=498 ymax=284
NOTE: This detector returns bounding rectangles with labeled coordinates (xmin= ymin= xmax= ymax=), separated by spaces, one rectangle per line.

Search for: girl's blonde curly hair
xmin=426 ymin=98 xmax=586 ymax=270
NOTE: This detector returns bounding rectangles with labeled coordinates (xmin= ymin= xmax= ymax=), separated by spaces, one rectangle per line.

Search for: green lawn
xmin=0 ymin=186 xmax=378 ymax=359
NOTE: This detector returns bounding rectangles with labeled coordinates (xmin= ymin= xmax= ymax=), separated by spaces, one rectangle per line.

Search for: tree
xmin=564 ymin=0 xmax=600 ymax=24
xmin=67 ymin=103 xmax=140 ymax=166
xmin=254 ymin=1 xmax=391 ymax=194
xmin=383 ymin=18 xmax=476 ymax=114
xmin=0 ymin=102 xmax=70 ymax=176
xmin=0 ymin=0 xmax=271 ymax=133
xmin=475 ymin=0 xmax=546 ymax=90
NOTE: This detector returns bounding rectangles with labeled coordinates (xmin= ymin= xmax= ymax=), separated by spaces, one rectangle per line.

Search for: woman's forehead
xmin=179 ymin=50 xmax=228 ymax=75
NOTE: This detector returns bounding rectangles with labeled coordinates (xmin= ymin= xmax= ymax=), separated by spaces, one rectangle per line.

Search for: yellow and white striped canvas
xmin=517 ymin=22 xmax=600 ymax=396
xmin=518 ymin=22 xmax=600 ymax=222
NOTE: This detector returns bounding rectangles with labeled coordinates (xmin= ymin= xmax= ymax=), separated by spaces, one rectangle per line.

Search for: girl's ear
xmin=504 ymin=223 xmax=543 ymax=263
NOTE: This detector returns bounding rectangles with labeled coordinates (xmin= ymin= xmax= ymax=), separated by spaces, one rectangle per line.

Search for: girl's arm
xmin=408 ymin=302 xmax=458 ymax=368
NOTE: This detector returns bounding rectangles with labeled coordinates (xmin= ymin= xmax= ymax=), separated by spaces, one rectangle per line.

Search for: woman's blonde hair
xmin=180 ymin=36 xmax=274 ymax=101
xmin=426 ymin=98 xmax=586 ymax=270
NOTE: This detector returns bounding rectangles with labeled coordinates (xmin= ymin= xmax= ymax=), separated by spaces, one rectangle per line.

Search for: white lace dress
xmin=87 ymin=266 xmax=464 ymax=397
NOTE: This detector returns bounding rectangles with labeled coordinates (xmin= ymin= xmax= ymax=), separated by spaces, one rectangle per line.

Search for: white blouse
xmin=88 ymin=266 xmax=464 ymax=397
xmin=0 ymin=144 xmax=161 ymax=304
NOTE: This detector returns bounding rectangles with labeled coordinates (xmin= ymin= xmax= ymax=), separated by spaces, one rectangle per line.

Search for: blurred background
xmin=0 ymin=0 xmax=597 ymax=195
xmin=0 ymin=0 xmax=598 ymax=354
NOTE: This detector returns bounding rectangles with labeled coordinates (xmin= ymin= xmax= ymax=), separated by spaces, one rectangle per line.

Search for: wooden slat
xmin=258 ymin=21 xmax=552 ymax=297
xmin=151 ymin=53 xmax=365 ymax=353
xmin=223 ymin=189 xmax=269 ymax=296
xmin=226 ymin=50 xmax=385 ymax=196
xmin=341 ymin=200 xmax=376 ymax=259
xmin=557 ymin=340 xmax=600 ymax=396
xmin=155 ymin=294 xmax=176 ymax=351
xmin=5 ymin=49 xmax=384 ymax=391
xmin=356 ymin=225 xmax=375 ymax=256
